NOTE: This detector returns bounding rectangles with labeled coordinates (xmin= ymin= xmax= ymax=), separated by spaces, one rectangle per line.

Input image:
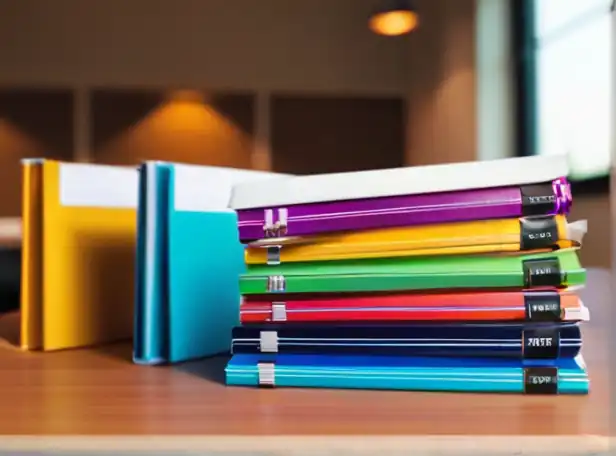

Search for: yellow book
xmin=21 ymin=160 xmax=138 ymax=351
xmin=245 ymin=215 xmax=587 ymax=265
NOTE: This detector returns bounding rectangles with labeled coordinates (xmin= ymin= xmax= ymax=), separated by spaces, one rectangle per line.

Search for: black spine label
xmin=521 ymin=183 xmax=557 ymax=216
xmin=524 ymin=292 xmax=561 ymax=321
xmin=524 ymin=367 xmax=558 ymax=394
xmin=520 ymin=216 xmax=559 ymax=250
xmin=523 ymin=258 xmax=562 ymax=288
xmin=522 ymin=328 xmax=560 ymax=359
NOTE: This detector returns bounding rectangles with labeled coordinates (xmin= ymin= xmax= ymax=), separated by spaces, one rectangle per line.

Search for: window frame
xmin=511 ymin=0 xmax=610 ymax=195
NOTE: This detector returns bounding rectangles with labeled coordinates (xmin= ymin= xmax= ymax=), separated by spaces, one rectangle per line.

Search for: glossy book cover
xmin=240 ymin=249 xmax=586 ymax=295
xmin=244 ymin=215 xmax=586 ymax=264
xmin=231 ymin=321 xmax=582 ymax=359
xmin=226 ymin=353 xmax=589 ymax=394
xmin=240 ymin=289 xmax=588 ymax=323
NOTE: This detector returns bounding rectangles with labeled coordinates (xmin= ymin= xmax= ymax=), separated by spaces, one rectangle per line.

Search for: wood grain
xmin=0 ymin=269 xmax=610 ymax=436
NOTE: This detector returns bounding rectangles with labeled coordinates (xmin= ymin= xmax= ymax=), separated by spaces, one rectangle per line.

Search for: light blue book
xmin=225 ymin=354 xmax=589 ymax=394
xmin=133 ymin=162 xmax=286 ymax=365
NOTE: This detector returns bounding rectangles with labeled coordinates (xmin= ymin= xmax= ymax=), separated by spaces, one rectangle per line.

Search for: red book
xmin=240 ymin=290 xmax=586 ymax=324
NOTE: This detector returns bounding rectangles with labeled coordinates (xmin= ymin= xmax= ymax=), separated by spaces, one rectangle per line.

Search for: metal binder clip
xmin=267 ymin=275 xmax=286 ymax=292
xmin=262 ymin=208 xmax=289 ymax=238
xmin=271 ymin=302 xmax=287 ymax=322
xmin=257 ymin=362 xmax=276 ymax=387
xmin=263 ymin=209 xmax=275 ymax=237
xmin=275 ymin=208 xmax=288 ymax=237
xmin=266 ymin=246 xmax=281 ymax=265
xmin=260 ymin=331 xmax=279 ymax=353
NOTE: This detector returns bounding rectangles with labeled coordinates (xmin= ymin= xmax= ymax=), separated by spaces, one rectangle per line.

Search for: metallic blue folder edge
xmin=133 ymin=162 xmax=245 ymax=364
xmin=225 ymin=354 xmax=589 ymax=394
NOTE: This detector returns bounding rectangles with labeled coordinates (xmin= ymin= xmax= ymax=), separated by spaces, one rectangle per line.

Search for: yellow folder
xmin=245 ymin=215 xmax=587 ymax=265
xmin=21 ymin=159 xmax=138 ymax=351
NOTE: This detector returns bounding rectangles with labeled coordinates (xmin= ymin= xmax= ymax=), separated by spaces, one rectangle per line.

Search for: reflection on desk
xmin=0 ymin=270 xmax=609 ymax=438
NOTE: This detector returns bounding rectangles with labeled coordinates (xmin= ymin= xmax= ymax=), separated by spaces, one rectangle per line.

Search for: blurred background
xmin=0 ymin=0 xmax=611 ymax=271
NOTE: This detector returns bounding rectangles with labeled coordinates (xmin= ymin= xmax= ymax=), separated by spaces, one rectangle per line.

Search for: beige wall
xmin=0 ymin=0 xmax=408 ymax=95
xmin=405 ymin=0 xmax=477 ymax=166
xmin=0 ymin=0 xmax=609 ymax=266
xmin=0 ymin=0 xmax=410 ymax=215
xmin=404 ymin=0 xmax=610 ymax=268
xmin=569 ymin=195 xmax=610 ymax=269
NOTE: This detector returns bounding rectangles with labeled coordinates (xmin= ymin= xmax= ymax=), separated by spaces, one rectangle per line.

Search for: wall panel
xmin=0 ymin=89 xmax=74 ymax=216
xmin=91 ymin=90 xmax=255 ymax=168
xmin=271 ymin=95 xmax=405 ymax=174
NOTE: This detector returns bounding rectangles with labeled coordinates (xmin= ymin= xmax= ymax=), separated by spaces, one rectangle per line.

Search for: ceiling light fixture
xmin=369 ymin=0 xmax=419 ymax=36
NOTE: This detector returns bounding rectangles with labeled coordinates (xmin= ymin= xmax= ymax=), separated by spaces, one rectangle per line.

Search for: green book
xmin=240 ymin=249 xmax=585 ymax=295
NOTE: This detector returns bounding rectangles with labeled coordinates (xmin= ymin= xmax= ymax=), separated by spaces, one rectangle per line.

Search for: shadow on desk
xmin=0 ymin=311 xmax=19 ymax=347
xmin=0 ymin=268 xmax=610 ymax=439
xmin=95 ymin=341 xmax=229 ymax=384
xmin=92 ymin=342 xmax=229 ymax=386
xmin=174 ymin=355 xmax=229 ymax=384
xmin=0 ymin=309 xmax=228 ymax=386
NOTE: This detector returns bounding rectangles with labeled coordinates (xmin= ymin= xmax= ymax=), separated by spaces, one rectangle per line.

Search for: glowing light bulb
xmin=369 ymin=2 xmax=418 ymax=36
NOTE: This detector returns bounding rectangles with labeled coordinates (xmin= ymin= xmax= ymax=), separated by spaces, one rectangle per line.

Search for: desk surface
xmin=0 ymin=270 xmax=611 ymax=438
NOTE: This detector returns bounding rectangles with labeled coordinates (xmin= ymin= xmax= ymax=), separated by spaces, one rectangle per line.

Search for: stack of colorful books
xmin=225 ymin=155 xmax=590 ymax=395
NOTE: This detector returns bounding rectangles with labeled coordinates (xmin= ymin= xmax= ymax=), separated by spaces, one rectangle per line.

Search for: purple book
xmin=236 ymin=178 xmax=571 ymax=243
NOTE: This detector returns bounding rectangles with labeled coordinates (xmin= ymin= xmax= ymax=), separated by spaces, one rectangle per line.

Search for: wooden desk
xmin=0 ymin=270 xmax=611 ymax=454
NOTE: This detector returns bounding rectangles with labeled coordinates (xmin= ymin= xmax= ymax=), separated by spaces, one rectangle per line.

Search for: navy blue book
xmin=231 ymin=322 xmax=581 ymax=359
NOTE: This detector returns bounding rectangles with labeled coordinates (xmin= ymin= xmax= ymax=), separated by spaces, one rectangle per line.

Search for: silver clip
xmin=271 ymin=302 xmax=287 ymax=322
xmin=259 ymin=331 xmax=279 ymax=353
xmin=263 ymin=209 xmax=275 ymax=237
xmin=257 ymin=362 xmax=276 ymax=387
xmin=275 ymin=208 xmax=288 ymax=237
xmin=266 ymin=245 xmax=281 ymax=265
xmin=267 ymin=275 xmax=286 ymax=292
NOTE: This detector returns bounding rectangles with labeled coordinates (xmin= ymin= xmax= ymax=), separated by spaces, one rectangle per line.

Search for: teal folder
xmin=226 ymin=354 xmax=589 ymax=394
xmin=133 ymin=162 xmax=285 ymax=364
